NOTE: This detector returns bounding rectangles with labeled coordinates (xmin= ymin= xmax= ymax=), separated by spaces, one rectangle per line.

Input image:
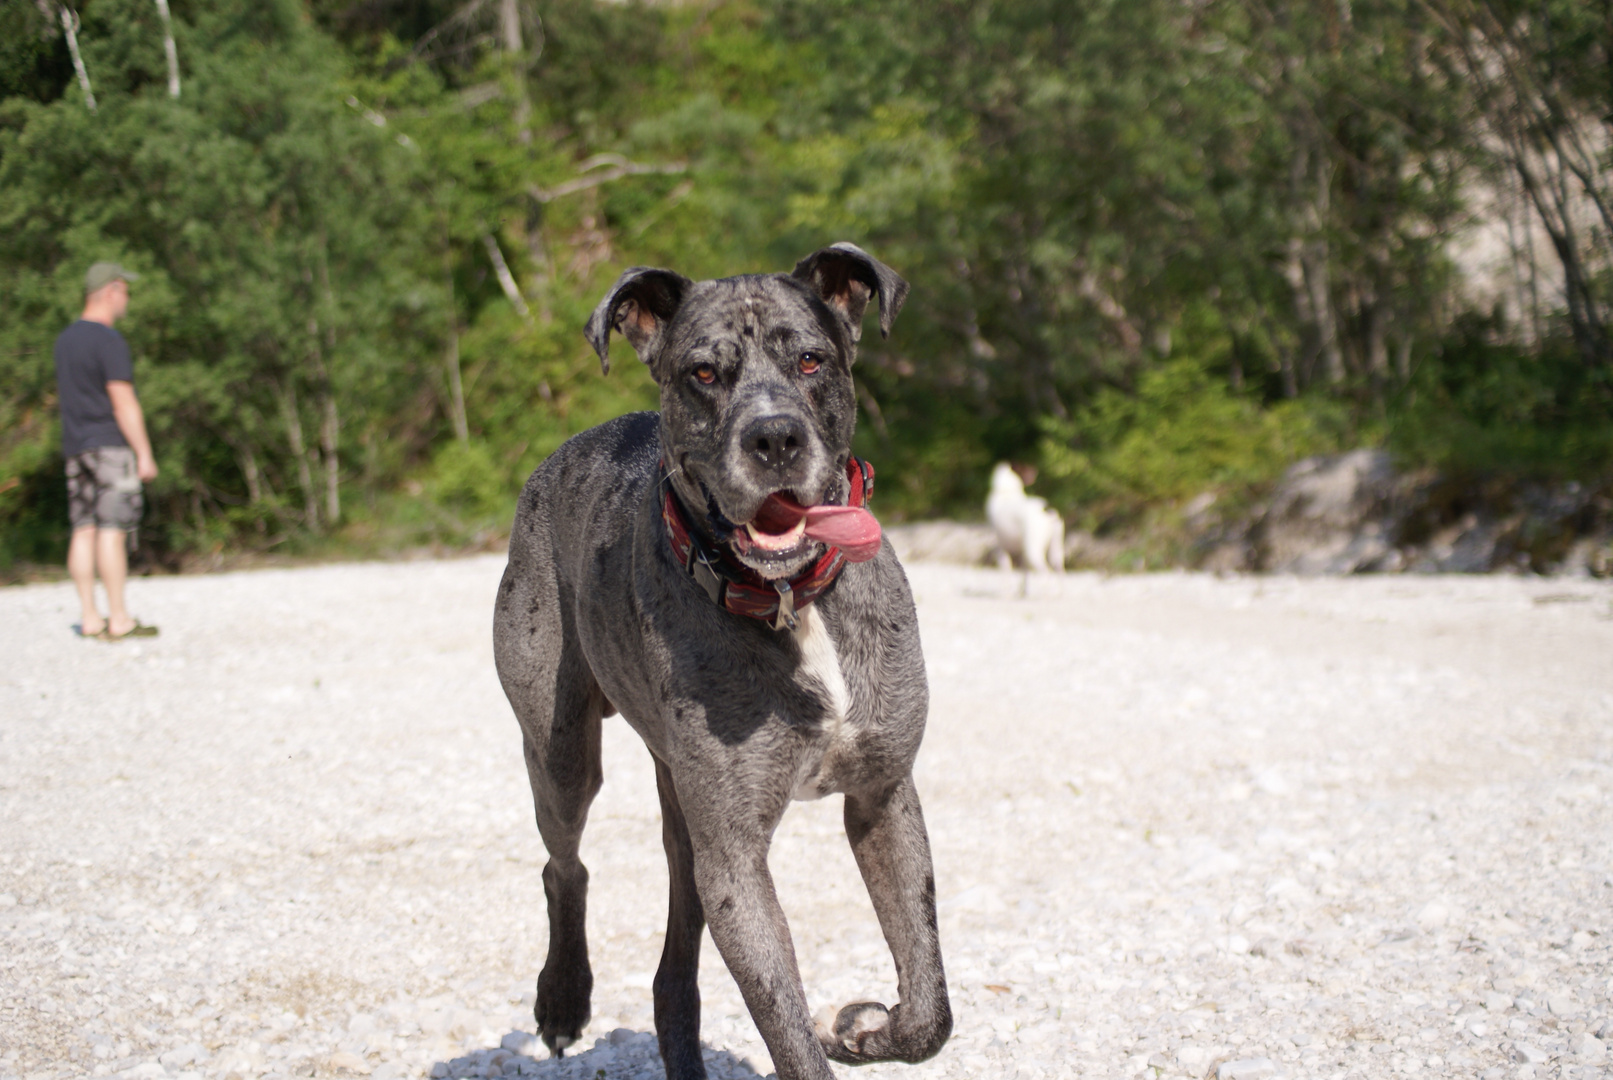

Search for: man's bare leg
xmin=95 ymin=528 xmax=135 ymax=637
xmin=68 ymin=525 xmax=105 ymax=636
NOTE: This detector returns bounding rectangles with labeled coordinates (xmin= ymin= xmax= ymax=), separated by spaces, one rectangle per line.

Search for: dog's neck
xmin=662 ymin=466 xmax=740 ymax=551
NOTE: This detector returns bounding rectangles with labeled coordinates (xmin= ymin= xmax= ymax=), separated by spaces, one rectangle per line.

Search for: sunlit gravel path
xmin=2 ymin=557 xmax=1611 ymax=1080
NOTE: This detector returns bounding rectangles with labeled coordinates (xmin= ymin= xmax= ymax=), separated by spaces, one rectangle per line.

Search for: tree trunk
xmin=445 ymin=327 xmax=468 ymax=444
xmin=499 ymin=0 xmax=522 ymax=51
xmin=522 ymin=204 xmax=555 ymax=322
xmin=1514 ymin=150 xmax=1607 ymax=366
xmin=1394 ymin=336 xmax=1412 ymax=384
xmin=321 ymin=392 xmax=340 ymax=526
xmin=1284 ymin=143 xmax=1344 ymax=388
xmin=153 ymin=0 xmax=179 ymax=98
xmin=58 ymin=6 xmax=96 ymax=113
xmin=236 ymin=442 xmax=262 ymax=505
xmin=499 ymin=0 xmax=532 ymax=145
xmin=443 ymin=242 xmax=469 ymax=443
xmin=276 ymin=378 xmax=319 ymax=529
xmin=314 ymin=241 xmax=341 ymax=525
xmin=1501 ymin=173 xmax=1539 ymax=342
xmin=1364 ymin=297 xmax=1388 ymax=403
xmin=1302 ymin=242 xmax=1344 ymax=385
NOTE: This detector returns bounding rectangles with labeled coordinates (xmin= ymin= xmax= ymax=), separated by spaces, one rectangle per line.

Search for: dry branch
xmin=527 ymin=155 xmax=688 ymax=204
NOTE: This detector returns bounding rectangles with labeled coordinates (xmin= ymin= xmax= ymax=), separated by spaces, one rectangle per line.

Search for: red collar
xmin=661 ymin=457 xmax=874 ymax=631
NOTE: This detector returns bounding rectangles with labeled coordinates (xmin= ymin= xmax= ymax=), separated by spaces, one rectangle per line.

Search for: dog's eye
xmin=798 ymin=352 xmax=822 ymax=375
xmin=692 ymin=364 xmax=716 ymax=385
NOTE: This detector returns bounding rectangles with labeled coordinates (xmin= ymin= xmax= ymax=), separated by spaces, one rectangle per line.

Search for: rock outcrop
xmin=1228 ymin=451 xmax=1613 ymax=575
xmin=1249 ymin=450 xmax=1402 ymax=574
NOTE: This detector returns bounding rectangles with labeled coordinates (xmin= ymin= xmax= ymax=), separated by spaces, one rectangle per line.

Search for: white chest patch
xmin=791 ymin=606 xmax=851 ymax=800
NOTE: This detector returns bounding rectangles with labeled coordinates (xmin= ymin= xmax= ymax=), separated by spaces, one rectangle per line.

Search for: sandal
xmin=97 ymin=621 xmax=160 ymax=641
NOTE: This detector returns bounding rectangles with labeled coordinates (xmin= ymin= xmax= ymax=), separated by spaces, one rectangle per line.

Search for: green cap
xmin=85 ymin=261 xmax=139 ymax=294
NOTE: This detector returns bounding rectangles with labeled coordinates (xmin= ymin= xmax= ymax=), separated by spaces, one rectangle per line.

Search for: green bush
xmin=1037 ymin=359 xmax=1348 ymax=528
xmin=1388 ymin=317 xmax=1613 ymax=481
xmin=426 ymin=440 xmax=511 ymax=524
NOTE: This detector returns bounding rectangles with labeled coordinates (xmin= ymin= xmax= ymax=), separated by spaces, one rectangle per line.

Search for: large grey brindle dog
xmin=493 ymin=243 xmax=951 ymax=1080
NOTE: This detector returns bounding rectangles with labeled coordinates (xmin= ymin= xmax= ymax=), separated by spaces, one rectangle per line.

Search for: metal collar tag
xmin=689 ymin=544 xmax=727 ymax=606
xmin=772 ymin=579 xmax=797 ymax=632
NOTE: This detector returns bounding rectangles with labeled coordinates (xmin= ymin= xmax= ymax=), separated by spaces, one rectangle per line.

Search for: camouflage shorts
xmin=67 ymin=445 xmax=143 ymax=532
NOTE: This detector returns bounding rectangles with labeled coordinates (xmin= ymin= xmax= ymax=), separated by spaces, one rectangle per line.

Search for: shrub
xmin=1037 ymin=359 xmax=1347 ymax=528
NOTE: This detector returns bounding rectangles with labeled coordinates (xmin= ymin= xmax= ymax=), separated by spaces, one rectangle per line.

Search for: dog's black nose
xmin=742 ymin=414 xmax=806 ymax=472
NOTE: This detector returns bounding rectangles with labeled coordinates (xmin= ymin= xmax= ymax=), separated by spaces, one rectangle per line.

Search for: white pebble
xmin=1415 ymin=901 xmax=1450 ymax=931
xmin=1218 ymin=1058 xmax=1279 ymax=1080
xmin=1511 ymin=1043 xmax=1549 ymax=1064
xmin=1547 ymin=993 xmax=1579 ymax=1017
xmin=1570 ymin=1032 xmax=1608 ymax=1062
xmin=499 ymin=1032 xmax=540 ymax=1056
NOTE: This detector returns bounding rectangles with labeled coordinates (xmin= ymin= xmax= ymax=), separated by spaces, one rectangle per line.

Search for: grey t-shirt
xmin=55 ymin=320 xmax=133 ymax=457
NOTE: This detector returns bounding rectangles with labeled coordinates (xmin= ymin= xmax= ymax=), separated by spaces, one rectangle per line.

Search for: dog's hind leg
xmin=1022 ymin=505 xmax=1050 ymax=573
xmin=651 ymin=757 xmax=707 ymax=1080
xmin=497 ymin=558 xmax=606 ymax=1056
xmin=523 ymin=671 xmax=606 ymax=1055
xmin=817 ymin=776 xmax=952 ymax=1065
xmin=521 ymin=653 xmax=606 ymax=1056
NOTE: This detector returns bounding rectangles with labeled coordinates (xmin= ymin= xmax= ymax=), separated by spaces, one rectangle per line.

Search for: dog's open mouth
xmin=731 ymin=491 xmax=882 ymax=563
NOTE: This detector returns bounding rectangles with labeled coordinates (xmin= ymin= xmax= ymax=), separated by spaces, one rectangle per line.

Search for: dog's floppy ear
xmin=792 ymin=242 xmax=910 ymax=344
xmin=583 ymin=267 xmax=694 ymax=374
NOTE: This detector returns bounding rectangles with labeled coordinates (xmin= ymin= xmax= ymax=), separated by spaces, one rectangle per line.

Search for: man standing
xmin=55 ymin=261 xmax=159 ymax=640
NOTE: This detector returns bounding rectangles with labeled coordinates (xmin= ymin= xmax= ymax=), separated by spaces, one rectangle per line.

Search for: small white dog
xmin=986 ymin=462 xmax=1065 ymax=573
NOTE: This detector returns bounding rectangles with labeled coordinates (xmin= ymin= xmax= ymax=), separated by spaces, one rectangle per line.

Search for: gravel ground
xmin=2 ymin=557 xmax=1611 ymax=1080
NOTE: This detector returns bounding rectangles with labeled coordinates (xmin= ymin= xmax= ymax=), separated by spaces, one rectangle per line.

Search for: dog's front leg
xmin=818 ymin=774 xmax=952 ymax=1065
xmin=687 ymin=818 xmax=836 ymax=1080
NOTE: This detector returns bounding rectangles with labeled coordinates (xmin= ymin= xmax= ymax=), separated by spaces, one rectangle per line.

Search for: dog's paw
xmin=815 ymin=1000 xmax=891 ymax=1062
xmin=534 ymin=966 xmax=592 ymax=1058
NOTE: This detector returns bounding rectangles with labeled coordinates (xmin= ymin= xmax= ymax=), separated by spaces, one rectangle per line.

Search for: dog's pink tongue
xmin=803 ymin=504 xmax=881 ymax=562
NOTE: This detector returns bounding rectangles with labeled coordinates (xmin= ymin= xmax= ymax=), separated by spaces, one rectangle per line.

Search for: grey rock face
xmin=1251 ymin=450 xmax=1399 ymax=574
xmin=1237 ymin=450 xmax=1613 ymax=576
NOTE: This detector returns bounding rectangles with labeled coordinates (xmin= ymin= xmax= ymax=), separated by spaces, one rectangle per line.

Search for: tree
xmin=1426 ymin=0 xmax=1613 ymax=369
xmin=0 ymin=0 xmax=438 ymax=555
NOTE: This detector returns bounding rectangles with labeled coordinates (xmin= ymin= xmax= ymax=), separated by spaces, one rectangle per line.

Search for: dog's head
xmin=585 ymin=243 xmax=907 ymax=580
xmin=989 ymin=462 xmax=1026 ymax=499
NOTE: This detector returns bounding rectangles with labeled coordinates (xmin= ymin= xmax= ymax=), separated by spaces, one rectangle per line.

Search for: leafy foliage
xmin=1040 ymin=361 xmax=1346 ymax=524
xmin=1 ymin=0 xmax=1607 ymax=572
xmin=1389 ymin=312 xmax=1613 ymax=479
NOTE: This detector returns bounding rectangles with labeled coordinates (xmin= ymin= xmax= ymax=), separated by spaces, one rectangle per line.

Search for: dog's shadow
xmin=431 ymin=1028 xmax=772 ymax=1079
